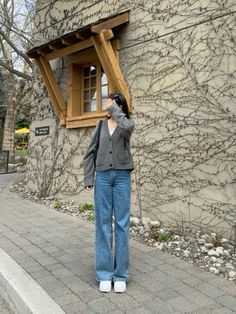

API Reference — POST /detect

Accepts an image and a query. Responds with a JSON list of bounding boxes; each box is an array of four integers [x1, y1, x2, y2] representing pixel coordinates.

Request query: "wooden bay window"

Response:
[[26, 11, 131, 128]]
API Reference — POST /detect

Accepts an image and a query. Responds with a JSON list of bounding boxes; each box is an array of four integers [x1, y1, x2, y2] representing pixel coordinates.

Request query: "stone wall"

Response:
[[25, 0, 236, 238]]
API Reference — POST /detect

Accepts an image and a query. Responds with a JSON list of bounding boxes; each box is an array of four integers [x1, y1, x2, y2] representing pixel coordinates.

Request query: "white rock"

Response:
[[154, 242, 160, 247], [130, 217, 140, 226], [225, 263, 234, 270], [229, 271, 236, 278], [157, 243, 164, 250], [150, 220, 161, 227], [198, 239, 206, 245], [201, 246, 209, 254], [210, 267, 217, 273], [215, 263, 221, 268], [211, 257, 217, 262], [144, 223, 151, 231], [217, 258, 224, 264], [220, 238, 229, 244], [184, 250, 190, 257], [174, 235, 180, 240], [205, 243, 214, 249], [216, 247, 224, 255], [210, 232, 216, 239], [142, 217, 151, 226], [173, 241, 180, 245], [223, 250, 230, 256], [207, 249, 220, 257]]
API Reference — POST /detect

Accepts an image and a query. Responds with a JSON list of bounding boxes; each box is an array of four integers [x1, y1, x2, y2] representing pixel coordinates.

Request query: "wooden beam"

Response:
[[35, 58, 61, 118], [45, 38, 93, 61], [91, 35, 118, 92], [75, 33, 85, 40], [67, 63, 81, 119], [91, 12, 129, 33], [66, 112, 107, 128], [40, 56, 67, 112], [94, 31, 131, 109], [45, 30, 114, 61], [61, 38, 77, 46]]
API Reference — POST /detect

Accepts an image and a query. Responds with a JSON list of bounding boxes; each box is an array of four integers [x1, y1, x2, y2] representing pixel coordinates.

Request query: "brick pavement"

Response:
[[0, 175, 235, 313]]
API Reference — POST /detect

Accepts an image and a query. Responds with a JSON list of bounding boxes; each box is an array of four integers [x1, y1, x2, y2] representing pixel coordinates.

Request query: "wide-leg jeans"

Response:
[[94, 169, 131, 282]]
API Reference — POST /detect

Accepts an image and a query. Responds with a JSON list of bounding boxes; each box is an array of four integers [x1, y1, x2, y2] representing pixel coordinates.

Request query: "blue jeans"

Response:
[[94, 169, 131, 282]]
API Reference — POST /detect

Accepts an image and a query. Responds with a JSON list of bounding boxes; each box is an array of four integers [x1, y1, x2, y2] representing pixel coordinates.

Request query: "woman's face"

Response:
[[106, 97, 114, 108], [106, 97, 122, 111]]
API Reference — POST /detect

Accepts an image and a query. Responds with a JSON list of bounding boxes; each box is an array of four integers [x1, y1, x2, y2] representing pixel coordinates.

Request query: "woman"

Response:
[[83, 92, 135, 293]]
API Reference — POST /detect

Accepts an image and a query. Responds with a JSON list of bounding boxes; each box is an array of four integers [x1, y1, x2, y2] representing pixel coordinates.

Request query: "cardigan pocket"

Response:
[[118, 150, 130, 164], [96, 152, 106, 166]]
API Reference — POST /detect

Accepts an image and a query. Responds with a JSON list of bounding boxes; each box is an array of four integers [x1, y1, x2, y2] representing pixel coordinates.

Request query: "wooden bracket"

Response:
[[92, 30, 131, 109], [36, 57, 67, 124]]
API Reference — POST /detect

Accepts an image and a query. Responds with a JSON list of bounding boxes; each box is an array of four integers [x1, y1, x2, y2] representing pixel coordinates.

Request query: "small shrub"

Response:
[[159, 232, 173, 242], [79, 203, 94, 212], [88, 211, 95, 222], [54, 199, 62, 209]]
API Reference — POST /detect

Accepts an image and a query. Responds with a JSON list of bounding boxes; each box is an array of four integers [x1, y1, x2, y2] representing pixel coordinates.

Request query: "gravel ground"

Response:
[[10, 181, 236, 284]]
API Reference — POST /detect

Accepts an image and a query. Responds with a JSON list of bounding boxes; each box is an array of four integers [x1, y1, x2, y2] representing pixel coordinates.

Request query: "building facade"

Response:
[[25, 0, 236, 238]]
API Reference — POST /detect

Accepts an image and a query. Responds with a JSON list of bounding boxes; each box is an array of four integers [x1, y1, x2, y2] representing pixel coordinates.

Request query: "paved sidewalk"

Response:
[[0, 176, 235, 313]]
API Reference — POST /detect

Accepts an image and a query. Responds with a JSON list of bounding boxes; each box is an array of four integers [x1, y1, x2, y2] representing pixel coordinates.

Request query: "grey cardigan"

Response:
[[83, 103, 135, 187]]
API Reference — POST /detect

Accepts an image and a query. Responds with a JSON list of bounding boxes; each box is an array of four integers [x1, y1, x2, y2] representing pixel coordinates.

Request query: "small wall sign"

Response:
[[35, 126, 50, 136]]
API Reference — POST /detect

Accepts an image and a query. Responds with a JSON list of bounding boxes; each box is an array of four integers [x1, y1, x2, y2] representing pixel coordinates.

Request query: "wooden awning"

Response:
[[27, 11, 129, 60], [26, 11, 131, 127]]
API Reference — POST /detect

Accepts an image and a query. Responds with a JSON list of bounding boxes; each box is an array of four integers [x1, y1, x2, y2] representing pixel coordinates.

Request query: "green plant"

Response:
[[54, 199, 62, 209], [159, 232, 173, 242], [88, 211, 95, 222], [79, 203, 94, 212]]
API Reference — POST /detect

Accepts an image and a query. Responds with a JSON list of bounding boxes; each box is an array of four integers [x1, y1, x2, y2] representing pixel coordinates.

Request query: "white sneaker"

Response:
[[99, 280, 112, 292], [114, 281, 126, 293]]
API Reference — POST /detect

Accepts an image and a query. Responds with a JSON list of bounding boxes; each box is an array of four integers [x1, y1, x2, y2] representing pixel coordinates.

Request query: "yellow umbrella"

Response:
[[15, 127, 30, 134]]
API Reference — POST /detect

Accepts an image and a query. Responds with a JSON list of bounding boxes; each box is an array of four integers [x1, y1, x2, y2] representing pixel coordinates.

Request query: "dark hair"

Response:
[[108, 92, 130, 119]]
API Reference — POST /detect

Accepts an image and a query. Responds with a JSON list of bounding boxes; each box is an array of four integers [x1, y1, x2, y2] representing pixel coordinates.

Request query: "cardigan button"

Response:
[[110, 164, 112, 167], [110, 151, 112, 154]]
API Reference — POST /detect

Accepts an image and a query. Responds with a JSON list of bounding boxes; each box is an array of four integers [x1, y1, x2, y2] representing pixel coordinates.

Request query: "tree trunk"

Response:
[[2, 96, 17, 163]]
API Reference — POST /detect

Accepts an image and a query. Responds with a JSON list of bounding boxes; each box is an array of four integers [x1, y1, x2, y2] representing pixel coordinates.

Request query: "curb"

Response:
[[0, 248, 65, 314]]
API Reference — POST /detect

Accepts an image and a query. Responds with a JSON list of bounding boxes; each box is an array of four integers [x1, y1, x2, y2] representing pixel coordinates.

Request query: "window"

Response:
[[81, 64, 109, 114], [66, 43, 119, 128]]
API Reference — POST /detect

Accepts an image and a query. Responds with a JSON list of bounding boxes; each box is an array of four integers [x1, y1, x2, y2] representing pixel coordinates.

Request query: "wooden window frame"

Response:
[[66, 40, 119, 128]]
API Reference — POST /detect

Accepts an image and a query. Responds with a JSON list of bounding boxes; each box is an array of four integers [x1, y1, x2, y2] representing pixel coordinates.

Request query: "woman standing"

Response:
[[83, 92, 135, 293]]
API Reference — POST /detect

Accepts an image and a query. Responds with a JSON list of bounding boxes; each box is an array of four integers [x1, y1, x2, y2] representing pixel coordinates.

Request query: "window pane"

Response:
[[101, 85, 108, 98], [90, 88, 97, 101], [83, 101, 90, 112], [84, 78, 89, 89], [84, 65, 96, 77], [101, 73, 107, 85], [101, 97, 107, 110], [91, 76, 96, 88], [83, 100, 97, 112], [83, 89, 90, 101], [90, 100, 96, 112]]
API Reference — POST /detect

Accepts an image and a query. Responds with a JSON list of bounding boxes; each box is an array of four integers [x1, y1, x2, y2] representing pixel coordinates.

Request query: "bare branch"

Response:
[[0, 30, 33, 68], [0, 59, 32, 80]]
